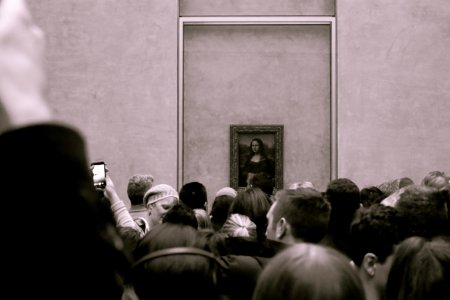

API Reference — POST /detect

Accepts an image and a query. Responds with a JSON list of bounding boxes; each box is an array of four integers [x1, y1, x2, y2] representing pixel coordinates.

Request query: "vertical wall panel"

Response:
[[337, 0, 450, 187], [183, 24, 332, 200]]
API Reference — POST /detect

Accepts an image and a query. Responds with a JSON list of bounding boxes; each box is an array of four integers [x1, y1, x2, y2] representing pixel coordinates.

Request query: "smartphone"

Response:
[[91, 161, 106, 189]]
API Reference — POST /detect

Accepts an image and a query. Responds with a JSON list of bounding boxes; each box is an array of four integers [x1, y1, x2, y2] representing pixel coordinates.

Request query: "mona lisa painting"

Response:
[[230, 125, 283, 191]]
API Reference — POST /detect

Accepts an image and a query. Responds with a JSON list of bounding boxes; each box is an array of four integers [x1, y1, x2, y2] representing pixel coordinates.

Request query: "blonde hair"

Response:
[[221, 213, 257, 239], [193, 209, 213, 232]]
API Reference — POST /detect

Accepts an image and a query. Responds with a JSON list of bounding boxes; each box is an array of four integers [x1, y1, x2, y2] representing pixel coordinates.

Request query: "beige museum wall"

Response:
[[27, 0, 450, 204], [28, 0, 179, 205], [337, 0, 450, 188]]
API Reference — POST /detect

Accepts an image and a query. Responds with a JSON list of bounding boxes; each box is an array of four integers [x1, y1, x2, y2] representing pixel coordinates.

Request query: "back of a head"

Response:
[[326, 178, 361, 210], [162, 203, 198, 229], [194, 208, 214, 232], [252, 243, 365, 300], [289, 181, 316, 190], [272, 188, 331, 243], [179, 181, 208, 209], [210, 195, 234, 231], [230, 187, 272, 241], [395, 184, 449, 238], [249, 172, 274, 196], [399, 177, 414, 189], [127, 174, 154, 206], [360, 186, 386, 208], [386, 236, 450, 300], [349, 204, 406, 267], [422, 170, 450, 191], [130, 223, 217, 300], [325, 178, 361, 236], [221, 213, 257, 239]]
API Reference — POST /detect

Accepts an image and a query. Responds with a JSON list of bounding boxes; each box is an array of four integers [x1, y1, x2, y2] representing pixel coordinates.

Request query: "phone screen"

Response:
[[91, 162, 106, 188]]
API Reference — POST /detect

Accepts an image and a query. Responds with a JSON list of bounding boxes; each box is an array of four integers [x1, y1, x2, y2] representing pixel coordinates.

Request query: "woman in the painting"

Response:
[[240, 138, 275, 188]]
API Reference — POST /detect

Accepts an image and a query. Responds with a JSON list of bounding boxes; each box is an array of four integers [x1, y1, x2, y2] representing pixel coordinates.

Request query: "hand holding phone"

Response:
[[91, 161, 106, 189]]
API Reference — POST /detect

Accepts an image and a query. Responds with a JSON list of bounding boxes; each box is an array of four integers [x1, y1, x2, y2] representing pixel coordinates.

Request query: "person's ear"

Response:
[[349, 260, 358, 270], [275, 217, 287, 240], [362, 253, 378, 277]]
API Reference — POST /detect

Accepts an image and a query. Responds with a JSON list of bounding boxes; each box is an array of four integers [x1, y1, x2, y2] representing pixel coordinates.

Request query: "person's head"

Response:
[[249, 172, 274, 197], [143, 184, 179, 227], [289, 181, 316, 190], [266, 188, 331, 243], [386, 236, 450, 300], [210, 194, 234, 232], [162, 203, 198, 229], [252, 243, 365, 300], [249, 138, 266, 156], [221, 213, 257, 239], [399, 177, 415, 189], [421, 170, 450, 191], [378, 177, 414, 196], [394, 184, 449, 238], [179, 181, 208, 210], [349, 204, 407, 300], [325, 178, 361, 239], [130, 223, 218, 300], [127, 174, 154, 206], [229, 187, 272, 241], [360, 186, 386, 208], [194, 208, 214, 233]]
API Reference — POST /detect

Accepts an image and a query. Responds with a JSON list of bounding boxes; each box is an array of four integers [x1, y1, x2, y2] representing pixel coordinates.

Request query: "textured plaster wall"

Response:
[[180, 0, 334, 16], [337, 0, 450, 188], [28, 0, 179, 205]]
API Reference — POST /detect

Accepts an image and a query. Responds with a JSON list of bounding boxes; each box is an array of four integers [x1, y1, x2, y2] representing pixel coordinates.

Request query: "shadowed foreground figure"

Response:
[[127, 223, 219, 300], [0, 0, 130, 299], [386, 235, 450, 300]]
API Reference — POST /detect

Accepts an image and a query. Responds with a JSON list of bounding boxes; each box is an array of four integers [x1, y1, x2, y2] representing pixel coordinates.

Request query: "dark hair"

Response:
[[179, 181, 208, 209], [162, 203, 198, 229], [360, 186, 386, 208], [230, 187, 272, 241], [325, 178, 361, 234], [348, 204, 406, 266], [249, 172, 274, 196], [130, 223, 218, 300], [399, 177, 414, 189], [210, 195, 234, 231], [253, 243, 365, 300], [324, 178, 361, 255], [395, 185, 449, 238], [386, 236, 450, 300], [271, 188, 331, 243], [248, 138, 267, 157]]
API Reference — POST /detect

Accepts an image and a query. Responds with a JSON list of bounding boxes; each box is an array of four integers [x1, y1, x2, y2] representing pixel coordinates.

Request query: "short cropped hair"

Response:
[[271, 188, 331, 243], [253, 243, 365, 300], [395, 184, 449, 238], [349, 204, 406, 266], [127, 174, 154, 206]]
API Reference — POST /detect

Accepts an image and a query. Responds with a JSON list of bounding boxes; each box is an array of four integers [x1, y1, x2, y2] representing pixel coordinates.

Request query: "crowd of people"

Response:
[[1, 0, 450, 299]]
